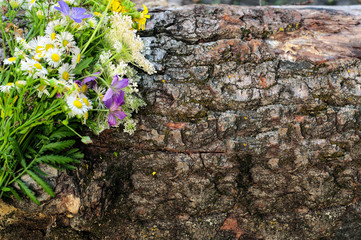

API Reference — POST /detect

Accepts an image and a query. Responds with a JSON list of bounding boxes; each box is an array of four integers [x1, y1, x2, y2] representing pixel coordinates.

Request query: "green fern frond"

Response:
[[66, 148, 84, 159], [15, 179, 40, 205], [49, 128, 76, 140], [41, 140, 76, 153], [35, 155, 78, 165], [26, 170, 54, 197]]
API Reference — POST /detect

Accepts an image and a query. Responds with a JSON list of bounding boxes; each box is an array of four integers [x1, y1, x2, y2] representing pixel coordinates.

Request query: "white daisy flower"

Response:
[[0, 83, 15, 93], [80, 93, 92, 109], [20, 58, 48, 78], [16, 37, 30, 50], [71, 47, 83, 68], [26, 0, 37, 9], [56, 31, 76, 51], [4, 57, 17, 65], [66, 93, 90, 117], [28, 36, 47, 55], [15, 80, 27, 87], [45, 48, 63, 68], [14, 47, 26, 58], [45, 19, 66, 41], [58, 63, 74, 82], [36, 84, 50, 98]]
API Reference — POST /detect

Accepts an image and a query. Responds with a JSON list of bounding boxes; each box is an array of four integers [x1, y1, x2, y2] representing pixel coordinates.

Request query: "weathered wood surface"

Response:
[[2, 4, 361, 239]]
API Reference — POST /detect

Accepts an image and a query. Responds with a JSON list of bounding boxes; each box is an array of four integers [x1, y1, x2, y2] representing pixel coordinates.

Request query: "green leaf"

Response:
[[27, 170, 54, 197], [1, 187, 22, 201], [49, 129, 76, 140], [73, 57, 93, 74], [15, 179, 40, 205], [35, 155, 76, 165], [41, 140, 76, 153], [10, 138, 26, 168]]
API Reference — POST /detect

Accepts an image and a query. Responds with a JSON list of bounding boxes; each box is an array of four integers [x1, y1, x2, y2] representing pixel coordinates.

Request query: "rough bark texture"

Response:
[[2, 4, 361, 240]]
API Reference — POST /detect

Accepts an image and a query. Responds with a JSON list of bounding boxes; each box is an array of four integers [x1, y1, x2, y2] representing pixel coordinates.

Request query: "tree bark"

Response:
[[2, 4, 361, 239]]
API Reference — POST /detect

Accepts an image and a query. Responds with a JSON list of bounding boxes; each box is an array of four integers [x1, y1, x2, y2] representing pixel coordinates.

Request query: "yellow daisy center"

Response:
[[76, 54, 81, 63], [6, 83, 13, 86], [83, 97, 90, 107], [63, 40, 69, 47], [62, 71, 69, 81], [81, 84, 87, 93], [51, 33, 56, 41], [36, 46, 43, 53], [51, 53, 60, 62], [34, 63, 42, 69], [45, 44, 54, 51], [73, 100, 83, 108], [38, 85, 45, 91], [31, 0, 35, 3], [94, 12, 101, 17], [8, 57, 16, 62]]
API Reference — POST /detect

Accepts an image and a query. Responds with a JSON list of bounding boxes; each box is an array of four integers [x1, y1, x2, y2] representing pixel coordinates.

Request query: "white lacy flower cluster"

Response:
[[104, 13, 155, 75]]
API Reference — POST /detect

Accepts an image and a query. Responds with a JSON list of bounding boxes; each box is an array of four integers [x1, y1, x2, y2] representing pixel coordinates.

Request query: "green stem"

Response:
[[80, 0, 111, 55]]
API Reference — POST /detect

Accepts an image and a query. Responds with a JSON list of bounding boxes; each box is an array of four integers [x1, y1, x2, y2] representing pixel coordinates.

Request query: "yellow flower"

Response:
[[109, 0, 126, 13], [135, 5, 150, 30]]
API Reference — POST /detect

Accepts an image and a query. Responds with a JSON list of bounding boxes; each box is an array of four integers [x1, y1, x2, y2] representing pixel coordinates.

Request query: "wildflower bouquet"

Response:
[[0, 0, 154, 204]]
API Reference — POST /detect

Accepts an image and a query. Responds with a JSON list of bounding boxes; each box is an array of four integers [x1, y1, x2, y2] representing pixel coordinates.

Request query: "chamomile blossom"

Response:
[[45, 19, 66, 41], [36, 84, 50, 98], [15, 80, 27, 87], [71, 47, 82, 68], [24, 0, 36, 9], [56, 31, 76, 51], [20, 58, 48, 78], [0, 83, 15, 93], [16, 37, 30, 50], [14, 47, 26, 58], [58, 63, 74, 82], [28, 36, 47, 55], [66, 93, 90, 117], [45, 48, 63, 68], [4, 57, 17, 65]]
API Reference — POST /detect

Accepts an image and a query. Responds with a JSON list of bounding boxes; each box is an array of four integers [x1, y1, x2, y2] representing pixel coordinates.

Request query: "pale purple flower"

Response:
[[54, 1, 92, 23], [108, 94, 127, 127], [103, 75, 129, 108]]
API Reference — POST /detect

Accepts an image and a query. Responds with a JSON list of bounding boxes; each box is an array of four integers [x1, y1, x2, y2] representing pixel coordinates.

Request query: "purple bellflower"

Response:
[[54, 1, 92, 23], [108, 94, 127, 127], [103, 75, 129, 108]]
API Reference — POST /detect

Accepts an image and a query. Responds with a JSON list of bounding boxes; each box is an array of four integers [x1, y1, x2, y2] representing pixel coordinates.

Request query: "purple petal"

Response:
[[108, 113, 117, 127], [113, 78, 129, 91], [113, 110, 127, 120], [111, 75, 119, 87], [70, 8, 91, 22], [113, 91, 125, 106], [56, 1, 70, 15], [70, 7, 87, 15], [74, 80, 82, 86], [103, 88, 114, 103], [83, 72, 100, 83], [104, 98, 112, 109]]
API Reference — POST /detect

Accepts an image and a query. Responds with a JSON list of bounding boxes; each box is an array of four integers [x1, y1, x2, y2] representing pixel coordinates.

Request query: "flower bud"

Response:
[[9, 0, 20, 9], [36, 10, 44, 20]]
